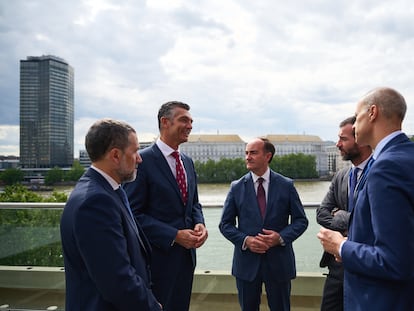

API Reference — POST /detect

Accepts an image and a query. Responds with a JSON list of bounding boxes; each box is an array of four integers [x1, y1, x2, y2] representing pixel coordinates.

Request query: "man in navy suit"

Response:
[[316, 116, 372, 311], [125, 101, 208, 311], [318, 87, 414, 310], [60, 119, 161, 310], [219, 137, 308, 311]]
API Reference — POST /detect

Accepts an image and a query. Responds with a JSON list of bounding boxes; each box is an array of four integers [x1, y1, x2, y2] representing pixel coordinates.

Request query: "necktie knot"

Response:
[[172, 151, 180, 160]]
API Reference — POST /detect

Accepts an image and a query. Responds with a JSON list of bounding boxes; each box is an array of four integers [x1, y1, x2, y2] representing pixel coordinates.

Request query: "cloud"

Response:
[[1, 0, 414, 157]]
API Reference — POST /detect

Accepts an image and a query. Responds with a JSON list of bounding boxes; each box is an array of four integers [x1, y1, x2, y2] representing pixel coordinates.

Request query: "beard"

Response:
[[119, 168, 137, 184]]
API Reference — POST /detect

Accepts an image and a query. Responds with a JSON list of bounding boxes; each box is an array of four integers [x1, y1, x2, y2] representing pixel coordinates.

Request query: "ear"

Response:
[[160, 116, 170, 128], [368, 104, 378, 121], [265, 152, 272, 163], [109, 147, 122, 164]]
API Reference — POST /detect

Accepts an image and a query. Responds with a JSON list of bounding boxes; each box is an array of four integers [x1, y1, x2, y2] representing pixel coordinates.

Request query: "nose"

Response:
[[336, 140, 341, 148]]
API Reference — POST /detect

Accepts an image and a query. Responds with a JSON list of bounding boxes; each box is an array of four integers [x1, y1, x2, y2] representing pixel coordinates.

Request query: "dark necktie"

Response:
[[257, 177, 266, 218], [116, 186, 148, 254], [116, 186, 135, 221], [172, 151, 188, 204], [348, 167, 360, 211]]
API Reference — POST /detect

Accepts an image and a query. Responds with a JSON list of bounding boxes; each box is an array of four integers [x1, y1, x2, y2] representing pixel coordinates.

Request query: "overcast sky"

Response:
[[1, 0, 414, 157]]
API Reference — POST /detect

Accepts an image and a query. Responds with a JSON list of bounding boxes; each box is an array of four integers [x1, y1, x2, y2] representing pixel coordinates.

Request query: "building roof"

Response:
[[265, 134, 322, 142], [187, 134, 245, 143]]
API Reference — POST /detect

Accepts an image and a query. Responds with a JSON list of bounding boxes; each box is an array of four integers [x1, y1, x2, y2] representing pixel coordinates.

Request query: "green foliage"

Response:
[[65, 160, 85, 181], [271, 153, 318, 179], [0, 184, 66, 266], [0, 208, 63, 266], [0, 168, 24, 185], [195, 158, 247, 183], [0, 184, 67, 203], [194, 154, 318, 183], [44, 166, 64, 185], [0, 184, 44, 202]]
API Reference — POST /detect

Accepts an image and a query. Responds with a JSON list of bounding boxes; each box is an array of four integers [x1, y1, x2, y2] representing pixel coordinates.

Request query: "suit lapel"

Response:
[[88, 168, 151, 258], [152, 144, 183, 201], [116, 188, 151, 257], [244, 174, 263, 220]]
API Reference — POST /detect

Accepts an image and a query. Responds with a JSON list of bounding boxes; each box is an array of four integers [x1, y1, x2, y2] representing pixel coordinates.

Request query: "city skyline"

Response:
[[1, 1, 414, 157]]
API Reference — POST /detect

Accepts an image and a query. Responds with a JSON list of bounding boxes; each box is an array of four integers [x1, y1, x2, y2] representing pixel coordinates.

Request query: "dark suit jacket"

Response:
[[219, 170, 308, 282], [124, 144, 205, 278], [317, 166, 350, 268], [342, 133, 414, 310], [60, 168, 160, 311]]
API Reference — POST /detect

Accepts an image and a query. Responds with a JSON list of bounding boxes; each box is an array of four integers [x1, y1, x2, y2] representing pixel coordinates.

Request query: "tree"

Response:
[[44, 167, 64, 185], [0, 168, 24, 185], [65, 160, 85, 181]]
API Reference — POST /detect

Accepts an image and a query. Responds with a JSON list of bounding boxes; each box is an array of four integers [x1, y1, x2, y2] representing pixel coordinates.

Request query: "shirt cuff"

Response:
[[242, 236, 248, 250], [339, 239, 346, 257]]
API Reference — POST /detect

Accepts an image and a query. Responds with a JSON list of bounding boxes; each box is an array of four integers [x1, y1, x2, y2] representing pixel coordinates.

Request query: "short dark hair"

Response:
[[339, 116, 356, 128], [260, 137, 275, 163], [157, 101, 190, 130], [85, 118, 136, 162]]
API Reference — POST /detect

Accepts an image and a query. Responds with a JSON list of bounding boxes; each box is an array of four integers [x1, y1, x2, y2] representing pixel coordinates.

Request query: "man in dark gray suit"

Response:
[[316, 116, 372, 311]]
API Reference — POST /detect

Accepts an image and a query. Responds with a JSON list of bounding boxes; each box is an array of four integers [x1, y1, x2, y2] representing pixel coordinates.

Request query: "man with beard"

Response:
[[318, 87, 414, 310], [316, 116, 372, 311], [60, 118, 161, 311]]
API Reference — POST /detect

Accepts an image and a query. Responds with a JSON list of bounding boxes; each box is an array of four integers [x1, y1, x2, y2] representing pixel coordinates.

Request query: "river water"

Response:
[[54, 181, 330, 273], [196, 181, 330, 273]]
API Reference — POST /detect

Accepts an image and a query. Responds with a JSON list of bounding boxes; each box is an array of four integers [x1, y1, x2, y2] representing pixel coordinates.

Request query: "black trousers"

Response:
[[320, 264, 344, 311]]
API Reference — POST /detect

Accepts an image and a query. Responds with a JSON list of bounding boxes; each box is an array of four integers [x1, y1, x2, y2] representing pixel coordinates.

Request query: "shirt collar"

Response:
[[251, 167, 270, 183], [372, 130, 402, 160], [156, 138, 178, 157], [90, 165, 120, 190], [353, 155, 373, 171]]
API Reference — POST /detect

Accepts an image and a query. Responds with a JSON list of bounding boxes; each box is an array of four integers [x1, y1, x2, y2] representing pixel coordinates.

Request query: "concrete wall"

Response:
[[0, 266, 324, 310]]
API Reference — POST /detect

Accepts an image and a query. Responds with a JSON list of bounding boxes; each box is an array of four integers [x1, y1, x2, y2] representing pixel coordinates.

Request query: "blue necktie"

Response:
[[116, 186, 135, 222], [348, 167, 359, 211], [116, 186, 148, 254]]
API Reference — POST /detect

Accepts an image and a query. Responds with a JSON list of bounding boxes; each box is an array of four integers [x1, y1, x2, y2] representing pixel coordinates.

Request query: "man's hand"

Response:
[[257, 229, 281, 247], [245, 236, 269, 253], [317, 227, 346, 262], [193, 223, 208, 248], [174, 224, 208, 249]]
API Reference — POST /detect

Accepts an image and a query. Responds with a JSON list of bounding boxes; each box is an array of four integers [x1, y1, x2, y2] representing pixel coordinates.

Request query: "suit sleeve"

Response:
[[317, 170, 348, 230], [219, 182, 247, 249], [342, 158, 414, 280], [278, 182, 308, 244]]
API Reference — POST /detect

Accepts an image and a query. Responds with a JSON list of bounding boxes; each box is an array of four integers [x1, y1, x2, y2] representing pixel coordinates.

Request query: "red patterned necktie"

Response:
[[172, 151, 188, 204], [257, 177, 266, 218]]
